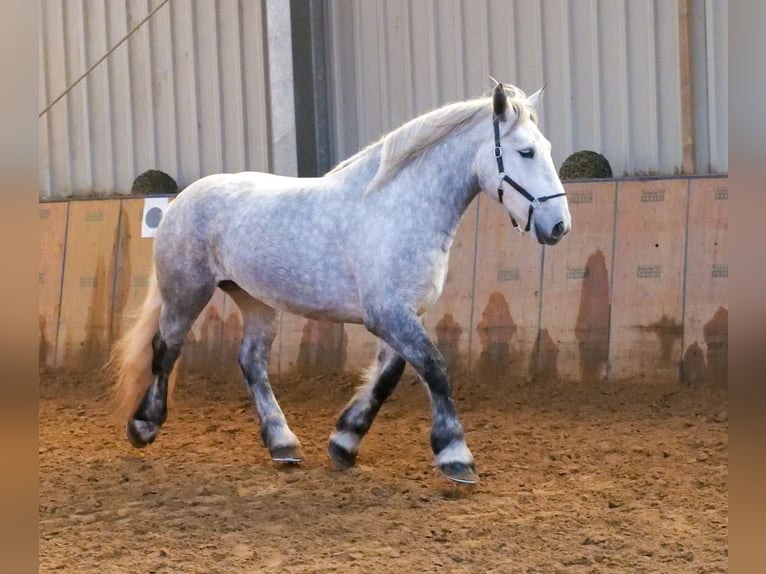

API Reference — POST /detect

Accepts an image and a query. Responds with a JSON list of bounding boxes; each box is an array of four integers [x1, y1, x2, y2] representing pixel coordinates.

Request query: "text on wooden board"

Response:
[[711, 264, 728, 278], [636, 265, 661, 278], [640, 189, 665, 202], [85, 211, 103, 222], [569, 191, 593, 204], [497, 268, 520, 281]]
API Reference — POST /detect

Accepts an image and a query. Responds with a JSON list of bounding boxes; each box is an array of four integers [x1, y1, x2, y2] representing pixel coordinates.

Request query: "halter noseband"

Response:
[[492, 116, 566, 235]]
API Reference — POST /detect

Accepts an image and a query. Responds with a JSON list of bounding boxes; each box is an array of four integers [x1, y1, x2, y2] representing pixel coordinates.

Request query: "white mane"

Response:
[[327, 84, 538, 193]]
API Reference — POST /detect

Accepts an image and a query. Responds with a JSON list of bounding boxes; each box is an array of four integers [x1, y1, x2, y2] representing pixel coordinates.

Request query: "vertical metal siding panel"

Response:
[[39, 18, 52, 198], [171, 0, 201, 186], [356, 1, 384, 144], [540, 0, 572, 165], [434, 0, 463, 103], [150, 0, 178, 179], [106, 1, 135, 194], [213, 1, 228, 172], [236, 0, 251, 171], [596, 0, 629, 176], [327, 1, 359, 163], [407, 0, 437, 116], [194, 1, 223, 176], [568, 0, 601, 154], [707, 0, 727, 173], [85, 0, 114, 194], [624, 0, 658, 174], [689, 0, 709, 172], [459, 0, 488, 97], [264, 0, 297, 176], [383, 0, 412, 128], [512, 0, 543, 95], [218, 0, 246, 173], [45, 0, 72, 197], [486, 0, 516, 82], [351, 2, 368, 148], [375, 0, 391, 131], [656, 0, 683, 174], [127, 0, 157, 177], [241, 0, 270, 172], [64, 0, 93, 195]]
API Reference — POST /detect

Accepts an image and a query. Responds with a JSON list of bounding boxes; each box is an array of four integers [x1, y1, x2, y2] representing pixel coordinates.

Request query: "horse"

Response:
[[111, 82, 571, 484]]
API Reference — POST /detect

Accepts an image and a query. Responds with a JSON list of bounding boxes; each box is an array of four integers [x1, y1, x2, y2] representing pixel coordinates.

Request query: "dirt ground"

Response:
[[39, 369, 727, 573]]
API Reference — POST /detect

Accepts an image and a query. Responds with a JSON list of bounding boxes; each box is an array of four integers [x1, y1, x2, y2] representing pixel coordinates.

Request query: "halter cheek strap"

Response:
[[493, 116, 567, 235]]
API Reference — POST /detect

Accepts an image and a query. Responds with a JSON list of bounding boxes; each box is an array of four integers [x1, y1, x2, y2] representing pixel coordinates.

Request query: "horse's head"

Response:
[[475, 83, 571, 245]]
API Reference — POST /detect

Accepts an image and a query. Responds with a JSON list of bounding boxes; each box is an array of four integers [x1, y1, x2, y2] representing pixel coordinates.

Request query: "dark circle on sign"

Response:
[[145, 207, 164, 229]]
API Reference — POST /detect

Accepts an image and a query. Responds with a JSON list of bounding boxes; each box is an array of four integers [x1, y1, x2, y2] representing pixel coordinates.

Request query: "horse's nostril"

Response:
[[552, 221, 565, 239]]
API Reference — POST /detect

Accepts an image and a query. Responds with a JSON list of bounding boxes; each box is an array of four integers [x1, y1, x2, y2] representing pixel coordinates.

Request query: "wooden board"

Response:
[[680, 178, 728, 385], [609, 179, 688, 380], [342, 323, 379, 374], [110, 198, 155, 343], [470, 195, 544, 382], [219, 294, 246, 379], [179, 290, 226, 374], [56, 201, 121, 368], [277, 313, 348, 376], [422, 201, 479, 379], [38, 202, 69, 368], [539, 182, 617, 381]]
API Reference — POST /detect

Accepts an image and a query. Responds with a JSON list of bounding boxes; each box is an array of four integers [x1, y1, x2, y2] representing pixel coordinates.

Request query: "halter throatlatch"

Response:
[[492, 116, 567, 235]]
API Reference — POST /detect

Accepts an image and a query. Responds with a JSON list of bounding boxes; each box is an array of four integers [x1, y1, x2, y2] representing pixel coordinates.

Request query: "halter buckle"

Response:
[[494, 146, 503, 159]]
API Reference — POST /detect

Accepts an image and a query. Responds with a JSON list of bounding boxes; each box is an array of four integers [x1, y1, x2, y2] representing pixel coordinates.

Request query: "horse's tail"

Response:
[[109, 268, 177, 421]]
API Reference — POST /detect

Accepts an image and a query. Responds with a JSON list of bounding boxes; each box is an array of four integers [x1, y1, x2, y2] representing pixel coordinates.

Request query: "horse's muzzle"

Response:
[[535, 220, 570, 245]]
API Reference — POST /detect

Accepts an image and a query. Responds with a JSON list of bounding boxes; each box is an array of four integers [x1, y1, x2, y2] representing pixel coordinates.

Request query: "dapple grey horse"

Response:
[[112, 82, 571, 484]]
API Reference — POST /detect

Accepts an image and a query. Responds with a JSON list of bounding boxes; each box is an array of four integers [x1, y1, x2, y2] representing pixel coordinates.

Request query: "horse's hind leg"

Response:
[[227, 287, 303, 462], [126, 282, 215, 447], [328, 341, 405, 468]]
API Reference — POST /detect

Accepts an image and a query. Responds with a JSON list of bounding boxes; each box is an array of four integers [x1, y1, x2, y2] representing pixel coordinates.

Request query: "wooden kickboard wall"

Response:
[[39, 177, 727, 383]]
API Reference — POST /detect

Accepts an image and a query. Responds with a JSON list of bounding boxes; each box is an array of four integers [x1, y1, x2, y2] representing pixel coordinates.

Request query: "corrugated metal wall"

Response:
[[326, 0, 727, 177], [39, 0, 272, 199], [690, 0, 727, 173], [39, 0, 727, 199]]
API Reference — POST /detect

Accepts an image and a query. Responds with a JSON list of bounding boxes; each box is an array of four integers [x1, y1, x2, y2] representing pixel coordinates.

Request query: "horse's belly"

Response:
[[229, 263, 364, 324]]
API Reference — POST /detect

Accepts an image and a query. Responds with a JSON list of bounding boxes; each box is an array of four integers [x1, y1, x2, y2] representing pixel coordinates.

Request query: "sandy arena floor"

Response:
[[39, 369, 727, 573]]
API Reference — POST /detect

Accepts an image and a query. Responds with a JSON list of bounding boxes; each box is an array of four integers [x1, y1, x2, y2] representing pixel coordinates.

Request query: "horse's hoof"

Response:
[[270, 445, 304, 463], [327, 440, 357, 469], [126, 419, 159, 448], [439, 462, 480, 484]]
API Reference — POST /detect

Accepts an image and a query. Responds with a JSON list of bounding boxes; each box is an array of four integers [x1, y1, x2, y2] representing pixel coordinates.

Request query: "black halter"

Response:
[[493, 116, 567, 235]]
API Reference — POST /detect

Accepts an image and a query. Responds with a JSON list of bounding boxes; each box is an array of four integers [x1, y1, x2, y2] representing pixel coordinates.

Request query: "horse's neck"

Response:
[[327, 126, 483, 237], [395, 132, 482, 235]]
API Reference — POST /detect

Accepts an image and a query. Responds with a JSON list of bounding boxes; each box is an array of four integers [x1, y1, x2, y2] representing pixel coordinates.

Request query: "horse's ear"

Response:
[[526, 84, 545, 108], [493, 83, 507, 118]]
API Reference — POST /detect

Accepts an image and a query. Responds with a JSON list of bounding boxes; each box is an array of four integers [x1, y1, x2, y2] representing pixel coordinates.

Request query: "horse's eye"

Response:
[[519, 149, 535, 159]]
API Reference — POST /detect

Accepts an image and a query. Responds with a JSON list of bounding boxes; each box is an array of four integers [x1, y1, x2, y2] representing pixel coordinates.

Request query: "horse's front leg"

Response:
[[234, 296, 304, 463], [363, 306, 478, 484]]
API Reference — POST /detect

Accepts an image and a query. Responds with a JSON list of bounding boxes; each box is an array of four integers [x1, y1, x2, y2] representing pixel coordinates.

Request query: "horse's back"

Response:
[[154, 171, 365, 322]]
